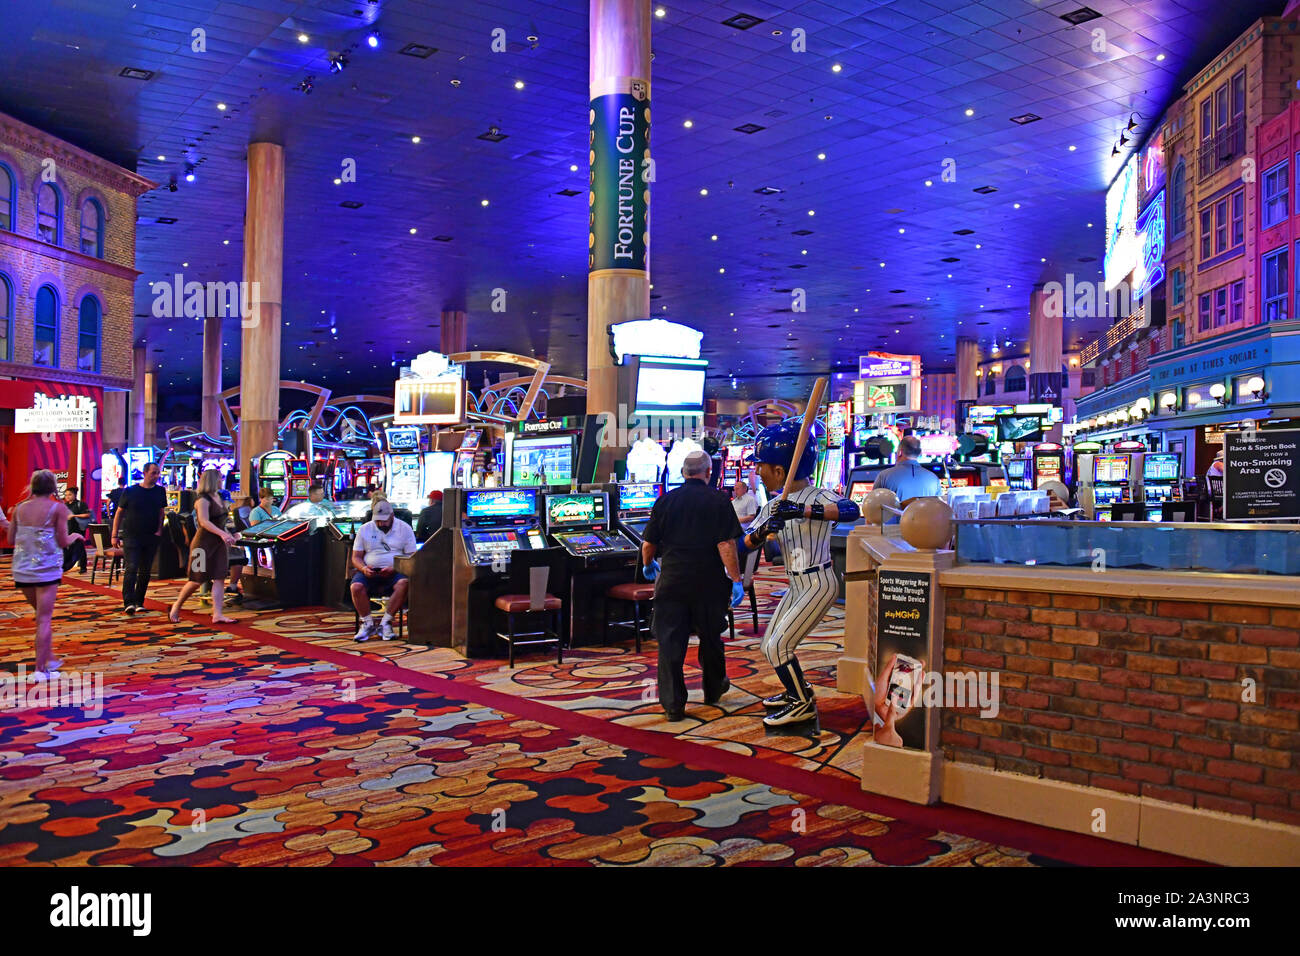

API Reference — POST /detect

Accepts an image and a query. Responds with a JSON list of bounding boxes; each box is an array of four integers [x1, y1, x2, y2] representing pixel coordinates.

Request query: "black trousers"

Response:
[[652, 590, 729, 713], [62, 539, 87, 572], [121, 535, 160, 608]]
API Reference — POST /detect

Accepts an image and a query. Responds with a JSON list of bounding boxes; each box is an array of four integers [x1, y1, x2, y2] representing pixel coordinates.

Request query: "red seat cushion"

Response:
[[495, 593, 561, 613], [607, 582, 655, 602]]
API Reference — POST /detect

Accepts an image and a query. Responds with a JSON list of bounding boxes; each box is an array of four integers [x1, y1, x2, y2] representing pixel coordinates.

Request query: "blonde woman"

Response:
[[169, 468, 238, 624], [8, 470, 83, 677]]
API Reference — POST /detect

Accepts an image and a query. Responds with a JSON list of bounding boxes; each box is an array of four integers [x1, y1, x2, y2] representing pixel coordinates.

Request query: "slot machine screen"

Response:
[[385, 426, 421, 452], [1005, 459, 1027, 481], [618, 483, 661, 512], [562, 533, 603, 548], [1143, 454, 1179, 482], [466, 489, 537, 520], [259, 457, 286, 478], [848, 480, 874, 504], [511, 435, 574, 487], [1034, 454, 1063, 484], [545, 493, 605, 531], [1094, 455, 1130, 483]]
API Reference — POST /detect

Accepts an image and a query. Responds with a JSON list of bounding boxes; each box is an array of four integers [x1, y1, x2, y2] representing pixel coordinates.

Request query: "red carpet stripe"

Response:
[[63, 576, 1203, 867]]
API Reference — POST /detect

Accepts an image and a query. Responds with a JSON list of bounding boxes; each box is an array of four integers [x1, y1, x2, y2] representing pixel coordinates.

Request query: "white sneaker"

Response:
[[379, 616, 396, 641], [354, 617, 377, 642]]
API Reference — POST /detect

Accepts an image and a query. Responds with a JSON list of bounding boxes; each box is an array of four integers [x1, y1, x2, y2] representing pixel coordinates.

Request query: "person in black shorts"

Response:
[[350, 501, 417, 641]]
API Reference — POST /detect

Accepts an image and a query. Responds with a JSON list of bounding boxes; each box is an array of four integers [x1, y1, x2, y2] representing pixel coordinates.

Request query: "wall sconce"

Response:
[[1117, 408, 1130, 422], [1069, 357, 1080, 367], [1246, 375, 1269, 401], [1187, 391, 1202, 406], [1135, 396, 1152, 414], [1159, 391, 1178, 409], [1130, 403, 1145, 419], [1209, 382, 1227, 405]]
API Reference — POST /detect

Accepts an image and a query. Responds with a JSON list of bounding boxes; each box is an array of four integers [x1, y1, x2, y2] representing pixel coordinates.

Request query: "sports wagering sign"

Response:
[[589, 88, 650, 273], [1223, 428, 1300, 521]]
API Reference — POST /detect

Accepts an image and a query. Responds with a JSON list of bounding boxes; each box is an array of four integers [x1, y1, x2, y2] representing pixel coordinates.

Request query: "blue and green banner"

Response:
[[589, 92, 649, 273]]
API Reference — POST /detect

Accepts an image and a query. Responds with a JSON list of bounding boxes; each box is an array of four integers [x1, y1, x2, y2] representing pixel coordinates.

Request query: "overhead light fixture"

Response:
[[1010, 112, 1041, 125], [1111, 145, 1120, 157], [832, 63, 842, 73], [1060, 7, 1102, 25], [514, 79, 525, 89], [411, 135, 421, 144], [297, 32, 310, 43], [1126, 112, 1140, 132], [367, 32, 380, 49], [1160, 392, 1178, 409], [1156, 53, 1166, 61], [328, 53, 348, 73], [964, 108, 975, 117], [655, 7, 666, 17], [184, 164, 196, 183], [119, 67, 155, 80], [721, 13, 765, 30], [216, 102, 227, 110], [478, 127, 508, 142]]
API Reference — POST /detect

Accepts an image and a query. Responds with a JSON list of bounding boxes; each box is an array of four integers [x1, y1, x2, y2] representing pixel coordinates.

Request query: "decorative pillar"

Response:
[[587, 0, 651, 423], [1029, 286, 1063, 403], [202, 314, 223, 436], [440, 309, 467, 356], [144, 370, 157, 447], [238, 142, 285, 495], [955, 337, 979, 402], [130, 345, 147, 446]]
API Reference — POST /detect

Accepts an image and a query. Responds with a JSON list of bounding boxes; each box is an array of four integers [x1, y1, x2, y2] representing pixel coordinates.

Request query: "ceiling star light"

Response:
[[683, 119, 693, 128], [832, 63, 842, 73], [514, 80, 525, 89], [965, 108, 974, 117], [297, 33, 309, 43]]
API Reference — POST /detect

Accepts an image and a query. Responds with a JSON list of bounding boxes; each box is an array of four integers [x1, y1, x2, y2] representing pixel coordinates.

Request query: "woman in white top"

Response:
[[8, 470, 83, 677]]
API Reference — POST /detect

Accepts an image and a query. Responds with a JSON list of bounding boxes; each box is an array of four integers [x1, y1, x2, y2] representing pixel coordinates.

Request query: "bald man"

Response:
[[641, 449, 744, 721]]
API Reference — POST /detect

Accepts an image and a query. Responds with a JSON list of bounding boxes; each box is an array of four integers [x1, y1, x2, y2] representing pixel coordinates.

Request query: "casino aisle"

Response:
[[0, 556, 1193, 867]]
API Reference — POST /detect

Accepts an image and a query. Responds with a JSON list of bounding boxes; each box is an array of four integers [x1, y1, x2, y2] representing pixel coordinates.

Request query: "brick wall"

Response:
[[0, 111, 152, 384], [941, 586, 1300, 827]]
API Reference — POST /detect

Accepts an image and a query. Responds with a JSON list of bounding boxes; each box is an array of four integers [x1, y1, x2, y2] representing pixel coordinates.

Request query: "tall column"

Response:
[[130, 345, 146, 446], [144, 370, 157, 446], [202, 314, 223, 436], [1028, 286, 1063, 403], [440, 309, 467, 355], [587, 0, 651, 421], [956, 337, 979, 402], [238, 142, 285, 495]]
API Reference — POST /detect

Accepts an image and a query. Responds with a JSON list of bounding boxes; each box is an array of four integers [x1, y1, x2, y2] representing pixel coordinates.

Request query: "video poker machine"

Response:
[[1032, 443, 1065, 489], [609, 481, 661, 545], [404, 487, 552, 654], [1004, 455, 1032, 491], [544, 490, 640, 646], [236, 517, 322, 610], [1141, 452, 1182, 521], [1078, 450, 1145, 520]]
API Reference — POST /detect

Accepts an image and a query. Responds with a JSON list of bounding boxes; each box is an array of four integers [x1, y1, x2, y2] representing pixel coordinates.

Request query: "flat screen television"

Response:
[[996, 415, 1044, 443], [635, 363, 706, 413], [511, 434, 574, 486], [465, 488, 537, 520]]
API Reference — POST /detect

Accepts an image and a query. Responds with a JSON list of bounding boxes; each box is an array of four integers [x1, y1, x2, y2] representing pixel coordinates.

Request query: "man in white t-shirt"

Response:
[[731, 478, 759, 525], [351, 501, 417, 641]]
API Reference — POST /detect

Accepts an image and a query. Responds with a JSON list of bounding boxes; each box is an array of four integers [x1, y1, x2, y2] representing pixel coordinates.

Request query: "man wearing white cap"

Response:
[[351, 499, 417, 641]]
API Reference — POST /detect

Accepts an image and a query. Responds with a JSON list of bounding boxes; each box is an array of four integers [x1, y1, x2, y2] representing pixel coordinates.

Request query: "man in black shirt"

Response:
[[61, 486, 91, 572], [641, 450, 744, 721], [415, 490, 443, 543], [111, 462, 167, 614]]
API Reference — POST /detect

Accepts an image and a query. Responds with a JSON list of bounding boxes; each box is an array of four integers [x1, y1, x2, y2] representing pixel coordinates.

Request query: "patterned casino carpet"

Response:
[[0, 557, 1189, 867]]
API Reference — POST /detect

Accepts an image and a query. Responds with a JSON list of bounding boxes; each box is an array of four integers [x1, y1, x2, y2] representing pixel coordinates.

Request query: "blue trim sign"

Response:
[[1150, 338, 1271, 390]]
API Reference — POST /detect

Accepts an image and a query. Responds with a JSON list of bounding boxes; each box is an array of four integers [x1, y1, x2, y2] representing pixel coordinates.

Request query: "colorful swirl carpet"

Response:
[[0, 558, 1189, 866]]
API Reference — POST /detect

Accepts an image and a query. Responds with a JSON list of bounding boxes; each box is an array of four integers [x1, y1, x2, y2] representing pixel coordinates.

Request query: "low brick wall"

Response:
[[940, 586, 1300, 828]]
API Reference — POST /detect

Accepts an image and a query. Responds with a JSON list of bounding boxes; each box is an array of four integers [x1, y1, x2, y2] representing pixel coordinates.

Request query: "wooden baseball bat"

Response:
[[779, 376, 827, 502]]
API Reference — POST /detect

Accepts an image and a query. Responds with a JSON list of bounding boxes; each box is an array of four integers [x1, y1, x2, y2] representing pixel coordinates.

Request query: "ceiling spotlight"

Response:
[[328, 53, 348, 73], [411, 135, 421, 144], [222, 239, 229, 245], [684, 119, 693, 128], [514, 79, 525, 89], [1119, 132, 1129, 147], [184, 164, 195, 182], [817, 152, 826, 160], [655, 6, 666, 17], [832, 63, 842, 73], [965, 108, 974, 117], [450, 78, 461, 87], [297, 32, 309, 43], [156, 154, 166, 161], [1126, 112, 1140, 132], [333, 178, 341, 185], [570, 164, 578, 171], [480, 199, 489, 206], [216, 102, 227, 110], [1111, 145, 1120, 157], [367, 32, 380, 49], [1156, 53, 1166, 61], [1068, 145, 1077, 151]]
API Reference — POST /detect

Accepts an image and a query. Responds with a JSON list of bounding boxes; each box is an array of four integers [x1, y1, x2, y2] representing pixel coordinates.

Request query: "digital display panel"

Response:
[[1094, 454, 1131, 483], [919, 434, 959, 458], [546, 493, 605, 530], [466, 489, 537, 519], [1144, 453, 1180, 482], [561, 533, 604, 547], [511, 435, 574, 486], [996, 415, 1044, 443], [394, 378, 463, 425], [635, 364, 706, 410], [1005, 459, 1027, 479], [849, 481, 874, 504], [259, 457, 286, 477], [618, 482, 661, 512], [385, 426, 421, 452]]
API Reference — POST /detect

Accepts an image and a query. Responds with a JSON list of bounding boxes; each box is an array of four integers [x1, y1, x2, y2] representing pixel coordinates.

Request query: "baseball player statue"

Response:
[[741, 419, 860, 728]]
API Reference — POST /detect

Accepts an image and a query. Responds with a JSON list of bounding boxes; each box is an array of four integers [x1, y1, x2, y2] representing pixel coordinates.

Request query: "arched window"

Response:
[[36, 183, 61, 244], [78, 295, 100, 372], [0, 272, 11, 361], [1004, 365, 1028, 392], [0, 163, 14, 232], [1171, 161, 1186, 237], [34, 285, 58, 366], [80, 198, 103, 257], [984, 372, 997, 396]]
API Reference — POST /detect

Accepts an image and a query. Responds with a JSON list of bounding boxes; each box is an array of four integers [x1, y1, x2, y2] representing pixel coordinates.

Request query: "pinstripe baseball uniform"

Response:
[[749, 484, 841, 667]]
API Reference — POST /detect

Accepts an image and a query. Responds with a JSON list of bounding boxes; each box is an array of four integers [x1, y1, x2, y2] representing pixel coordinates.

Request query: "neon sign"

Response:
[[1134, 188, 1166, 299]]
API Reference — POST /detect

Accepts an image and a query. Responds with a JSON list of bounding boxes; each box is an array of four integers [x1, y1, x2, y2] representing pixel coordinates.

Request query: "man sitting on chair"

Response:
[[351, 500, 417, 642]]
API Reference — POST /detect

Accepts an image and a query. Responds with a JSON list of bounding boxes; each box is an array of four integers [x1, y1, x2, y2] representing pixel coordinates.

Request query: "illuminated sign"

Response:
[[1133, 188, 1166, 299], [1104, 155, 1139, 290], [609, 319, 703, 363], [1141, 129, 1165, 203], [859, 352, 920, 379], [827, 401, 849, 447], [395, 350, 464, 425], [15, 393, 97, 433]]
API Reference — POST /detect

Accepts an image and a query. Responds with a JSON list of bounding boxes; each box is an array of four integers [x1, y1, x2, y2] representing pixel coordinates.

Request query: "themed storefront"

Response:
[[0, 378, 105, 517]]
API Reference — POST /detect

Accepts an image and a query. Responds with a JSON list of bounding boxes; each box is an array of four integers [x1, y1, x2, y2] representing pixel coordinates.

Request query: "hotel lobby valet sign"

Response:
[[1224, 429, 1300, 520], [589, 82, 649, 273]]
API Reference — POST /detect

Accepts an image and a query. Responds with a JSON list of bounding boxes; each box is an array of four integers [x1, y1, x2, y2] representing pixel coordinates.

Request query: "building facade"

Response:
[[0, 110, 154, 510]]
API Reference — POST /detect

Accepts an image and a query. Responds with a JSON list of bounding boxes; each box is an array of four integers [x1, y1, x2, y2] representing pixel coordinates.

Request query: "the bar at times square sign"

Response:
[[15, 393, 97, 433]]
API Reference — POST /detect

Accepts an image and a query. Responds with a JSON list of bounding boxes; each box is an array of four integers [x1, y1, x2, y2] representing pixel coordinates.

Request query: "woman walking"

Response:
[[7, 470, 83, 678], [169, 468, 238, 624]]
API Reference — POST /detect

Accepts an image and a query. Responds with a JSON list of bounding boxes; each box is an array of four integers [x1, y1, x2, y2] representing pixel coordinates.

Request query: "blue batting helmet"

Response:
[[747, 418, 823, 481]]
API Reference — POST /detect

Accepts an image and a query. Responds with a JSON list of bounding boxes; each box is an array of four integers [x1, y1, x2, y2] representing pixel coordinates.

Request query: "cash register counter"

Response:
[[841, 519, 1300, 867]]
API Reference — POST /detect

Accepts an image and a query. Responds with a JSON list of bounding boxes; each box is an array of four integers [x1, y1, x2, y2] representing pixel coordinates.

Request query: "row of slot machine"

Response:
[[1001, 442, 1189, 522], [405, 481, 666, 655]]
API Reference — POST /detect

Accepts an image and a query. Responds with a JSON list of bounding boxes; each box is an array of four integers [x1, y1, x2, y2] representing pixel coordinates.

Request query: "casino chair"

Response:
[[494, 548, 567, 667], [726, 547, 763, 639], [87, 524, 123, 587], [603, 564, 656, 653]]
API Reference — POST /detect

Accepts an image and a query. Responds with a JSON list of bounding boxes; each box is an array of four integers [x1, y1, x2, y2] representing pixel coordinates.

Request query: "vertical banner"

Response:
[[1029, 371, 1063, 404], [873, 569, 933, 750], [589, 89, 650, 273]]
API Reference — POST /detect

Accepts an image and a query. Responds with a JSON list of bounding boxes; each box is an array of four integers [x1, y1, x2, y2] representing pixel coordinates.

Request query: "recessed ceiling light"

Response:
[[817, 152, 826, 160], [1013, 203, 1021, 209], [700, 188, 708, 195], [216, 102, 227, 110], [570, 164, 578, 171], [411, 135, 421, 143], [514, 80, 525, 90], [222, 239, 229, 245], [710, 234, 718, 240], [831, 63, 842, 73], [807, 209, 815, 216], [297, 33, 309, 43], [925, 179, 933, 186], [409, 228, 417, 234], [898, 227, 905, 233], [655, 7, 666, 17], [156, 155, 165, 161], [684, 119, 693, 128], [965, 108, 974, 117], [1156, 53, 1166, 62], [333, 178, 341, 185], [481, 199, 489, 206]]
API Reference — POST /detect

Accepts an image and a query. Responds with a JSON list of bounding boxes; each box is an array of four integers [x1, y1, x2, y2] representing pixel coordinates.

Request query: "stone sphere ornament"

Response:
[[862, 487, 899, 525], [900, 497, 954, 551]]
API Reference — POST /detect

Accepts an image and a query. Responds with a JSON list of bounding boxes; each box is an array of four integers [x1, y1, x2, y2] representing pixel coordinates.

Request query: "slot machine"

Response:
[[252, 450, 294, 505], [382, 425, 425, 511], [1079, 451, 1145, 520], [1031, 443, 1065, 490], [283, 458, 311, 507], [1141, 452, 1182, 521], [610, 481, 662, 545], [1004, 455, 1032, 491], [542, 491, 639, 647], [235, 517, 322, 609]]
